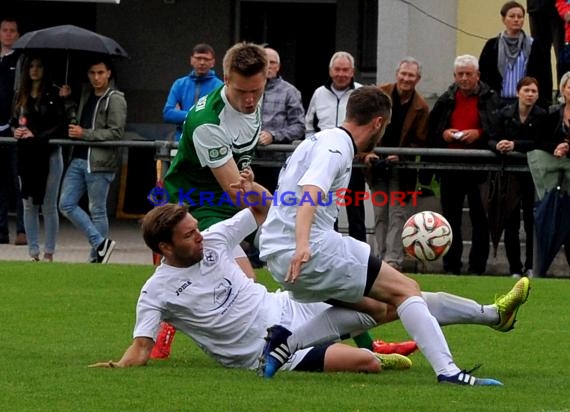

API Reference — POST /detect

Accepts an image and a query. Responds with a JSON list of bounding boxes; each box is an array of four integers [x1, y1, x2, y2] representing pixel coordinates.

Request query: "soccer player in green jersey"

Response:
[[157, 43, 268, 359]]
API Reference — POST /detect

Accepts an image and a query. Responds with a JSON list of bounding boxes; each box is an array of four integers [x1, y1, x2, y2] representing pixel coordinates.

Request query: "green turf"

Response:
[[1, 262, 567, 411]]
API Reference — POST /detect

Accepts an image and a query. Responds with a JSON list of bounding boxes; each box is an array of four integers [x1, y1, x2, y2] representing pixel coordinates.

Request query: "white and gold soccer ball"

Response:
[[402, 211, 452, 262]]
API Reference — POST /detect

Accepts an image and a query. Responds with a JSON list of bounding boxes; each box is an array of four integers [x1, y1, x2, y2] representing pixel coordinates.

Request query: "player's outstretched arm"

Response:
[[230, 168, 272, 226], [88, 337, 154, 368]]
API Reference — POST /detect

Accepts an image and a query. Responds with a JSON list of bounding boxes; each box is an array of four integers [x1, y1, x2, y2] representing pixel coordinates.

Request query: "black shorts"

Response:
[[293, 342, 334, 372], [364, 254, 382, 296]]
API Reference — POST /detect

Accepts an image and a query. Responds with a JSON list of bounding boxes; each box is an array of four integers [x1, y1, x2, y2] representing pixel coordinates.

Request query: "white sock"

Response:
[[422, 292, 499, 326], [287, 307, 377, 352], [397, 295, 460, 376]]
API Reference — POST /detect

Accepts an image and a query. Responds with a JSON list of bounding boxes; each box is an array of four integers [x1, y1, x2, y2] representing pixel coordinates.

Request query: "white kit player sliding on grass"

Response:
[[88, 171, 530, 377], [258, 85, 530, 385]]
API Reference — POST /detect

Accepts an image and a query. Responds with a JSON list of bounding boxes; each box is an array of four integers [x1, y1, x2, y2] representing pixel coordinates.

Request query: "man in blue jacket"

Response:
[[163, 43, 223, 141]]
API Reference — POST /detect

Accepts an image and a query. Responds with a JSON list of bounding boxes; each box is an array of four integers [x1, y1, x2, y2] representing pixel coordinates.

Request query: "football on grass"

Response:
[[402, 211, 452, 262]]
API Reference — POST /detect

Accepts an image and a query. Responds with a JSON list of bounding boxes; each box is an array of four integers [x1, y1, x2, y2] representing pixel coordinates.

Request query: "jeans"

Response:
[[59, 158, 115, 260], [370, 173, 410, 268], [23, 147, 63, 258], [0, 137, 25, 238]]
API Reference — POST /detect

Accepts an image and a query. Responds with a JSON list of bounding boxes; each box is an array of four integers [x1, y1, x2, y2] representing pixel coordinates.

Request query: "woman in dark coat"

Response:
[[479, 1, 551, 108], [12, 55, 68, 261], [489, 76, 546, 277]]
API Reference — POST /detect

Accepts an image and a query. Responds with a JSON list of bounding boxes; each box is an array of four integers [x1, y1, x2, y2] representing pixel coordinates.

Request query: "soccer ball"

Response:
[[401, 211, 452, 262]]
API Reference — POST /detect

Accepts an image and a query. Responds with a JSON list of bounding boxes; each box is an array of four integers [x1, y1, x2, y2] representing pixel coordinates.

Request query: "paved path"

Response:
[[0, 217, 151, 264]]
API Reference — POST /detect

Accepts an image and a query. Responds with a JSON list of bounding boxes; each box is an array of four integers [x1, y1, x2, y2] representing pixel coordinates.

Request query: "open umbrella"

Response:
[[533, 171, 570, 275], [13, 24, 128, 82]]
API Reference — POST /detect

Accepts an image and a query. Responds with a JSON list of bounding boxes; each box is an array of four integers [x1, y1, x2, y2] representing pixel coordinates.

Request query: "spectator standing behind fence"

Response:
[[0, 18, 26, 246], [555, 0, 570, 79], [479, 1, 551, 108], [362, 57, 428, 272], [58, 58, 126, 264], [428, 55, 501, 275], [528, 71, 570, 266], [489, 76, 545, 278], [256, 47, 305, 193], [305, 51, 366, 241], [527, 0, 564, 94], [11, 56, 68, 262], [162, 43, 223, 141]]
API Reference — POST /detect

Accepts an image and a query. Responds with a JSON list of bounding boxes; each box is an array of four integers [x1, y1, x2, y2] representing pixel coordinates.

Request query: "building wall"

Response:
[[377, 0, 538, 98], [96, 0, 233, 124]]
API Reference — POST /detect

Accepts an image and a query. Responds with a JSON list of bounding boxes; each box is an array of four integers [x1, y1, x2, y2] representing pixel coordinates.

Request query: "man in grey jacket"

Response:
[[59, 57, 127, 263]]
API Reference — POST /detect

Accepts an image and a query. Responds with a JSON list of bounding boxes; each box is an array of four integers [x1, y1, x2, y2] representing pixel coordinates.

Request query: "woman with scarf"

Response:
[[479, 1, 551, 108], [12, 55, 68, 261]]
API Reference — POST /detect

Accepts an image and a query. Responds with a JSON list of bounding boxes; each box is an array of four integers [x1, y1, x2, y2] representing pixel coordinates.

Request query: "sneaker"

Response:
[[258, 325, 292, 378], [96, 238, 116, 264], [511, 273, 521, 279], [372, 340, 418, 356], [524, 269, 534, 278], [150, 322, 176, 359], [492, 277, 531, 332], [376, 353, 412, 370], [438, 370, 503, 386]]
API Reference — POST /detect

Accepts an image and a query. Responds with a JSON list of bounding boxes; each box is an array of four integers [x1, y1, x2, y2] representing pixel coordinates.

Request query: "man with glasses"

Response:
[[163, 43, 223, 141]]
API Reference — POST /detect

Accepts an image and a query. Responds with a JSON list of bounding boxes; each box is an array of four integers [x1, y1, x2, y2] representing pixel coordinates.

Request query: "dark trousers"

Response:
[[440, 171, 489, 274], [0, 131, 25, 238], [529, 7, 565, 91], [346, 168, 366, 242], [504, 173, 535, 274]]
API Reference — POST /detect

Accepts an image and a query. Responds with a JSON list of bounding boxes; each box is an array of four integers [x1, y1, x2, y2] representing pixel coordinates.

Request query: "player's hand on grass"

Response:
[[286, 246, 311, 283]]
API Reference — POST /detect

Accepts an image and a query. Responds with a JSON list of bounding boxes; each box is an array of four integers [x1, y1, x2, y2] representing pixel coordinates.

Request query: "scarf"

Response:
[[497, 31, 532, 77]]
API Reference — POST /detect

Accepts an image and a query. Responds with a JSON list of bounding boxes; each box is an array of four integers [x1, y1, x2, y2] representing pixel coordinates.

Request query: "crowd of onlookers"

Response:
[[2, 0, 570, 276], [0, 17, 123, 263]]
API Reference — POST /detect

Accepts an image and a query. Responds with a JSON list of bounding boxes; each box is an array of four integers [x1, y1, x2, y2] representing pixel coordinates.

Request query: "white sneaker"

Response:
[[524, 269, 534, 278]]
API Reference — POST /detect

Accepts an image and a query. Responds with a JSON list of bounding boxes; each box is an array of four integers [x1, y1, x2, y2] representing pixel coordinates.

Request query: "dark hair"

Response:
[[87, 56, 113, 71], [14, 55, 51, 114], [223, 42, 267, 77], [141, 204, 189, 255], [500, 1, 525, 17], [345, 86, 392, 125], [1, 17, 19, 30], [516, 76, 538, 91], [192, 43, 215, 57]]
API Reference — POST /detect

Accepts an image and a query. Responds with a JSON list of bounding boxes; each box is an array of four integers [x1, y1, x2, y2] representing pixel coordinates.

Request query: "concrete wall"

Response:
[[376, 0, 537, 98]]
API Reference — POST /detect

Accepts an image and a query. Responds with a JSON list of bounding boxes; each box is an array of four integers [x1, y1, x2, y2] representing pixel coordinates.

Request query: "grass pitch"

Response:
[[1, 261, 568, 411]]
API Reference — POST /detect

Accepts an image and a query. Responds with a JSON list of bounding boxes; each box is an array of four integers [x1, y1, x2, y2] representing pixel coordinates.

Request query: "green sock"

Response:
[[353, 331, 373, 350]]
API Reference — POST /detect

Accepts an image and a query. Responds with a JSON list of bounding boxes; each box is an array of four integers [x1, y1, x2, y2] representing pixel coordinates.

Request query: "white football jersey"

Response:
[[132, 209, 283, 369], [259, 127, 355, 258]]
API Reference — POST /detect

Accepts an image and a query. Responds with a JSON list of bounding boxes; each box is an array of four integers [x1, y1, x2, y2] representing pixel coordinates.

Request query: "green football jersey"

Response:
[[164, 86, 261, 229]]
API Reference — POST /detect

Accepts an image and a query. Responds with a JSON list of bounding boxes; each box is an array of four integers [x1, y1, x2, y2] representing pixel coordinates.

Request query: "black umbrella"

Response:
[[486, 161, 522, 257], [13, 25, 128, 82], [534, 171, 570, 275]]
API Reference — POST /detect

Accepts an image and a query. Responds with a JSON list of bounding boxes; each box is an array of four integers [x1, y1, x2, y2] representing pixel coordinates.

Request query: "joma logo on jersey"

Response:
[[175, 280, 192, 296]]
